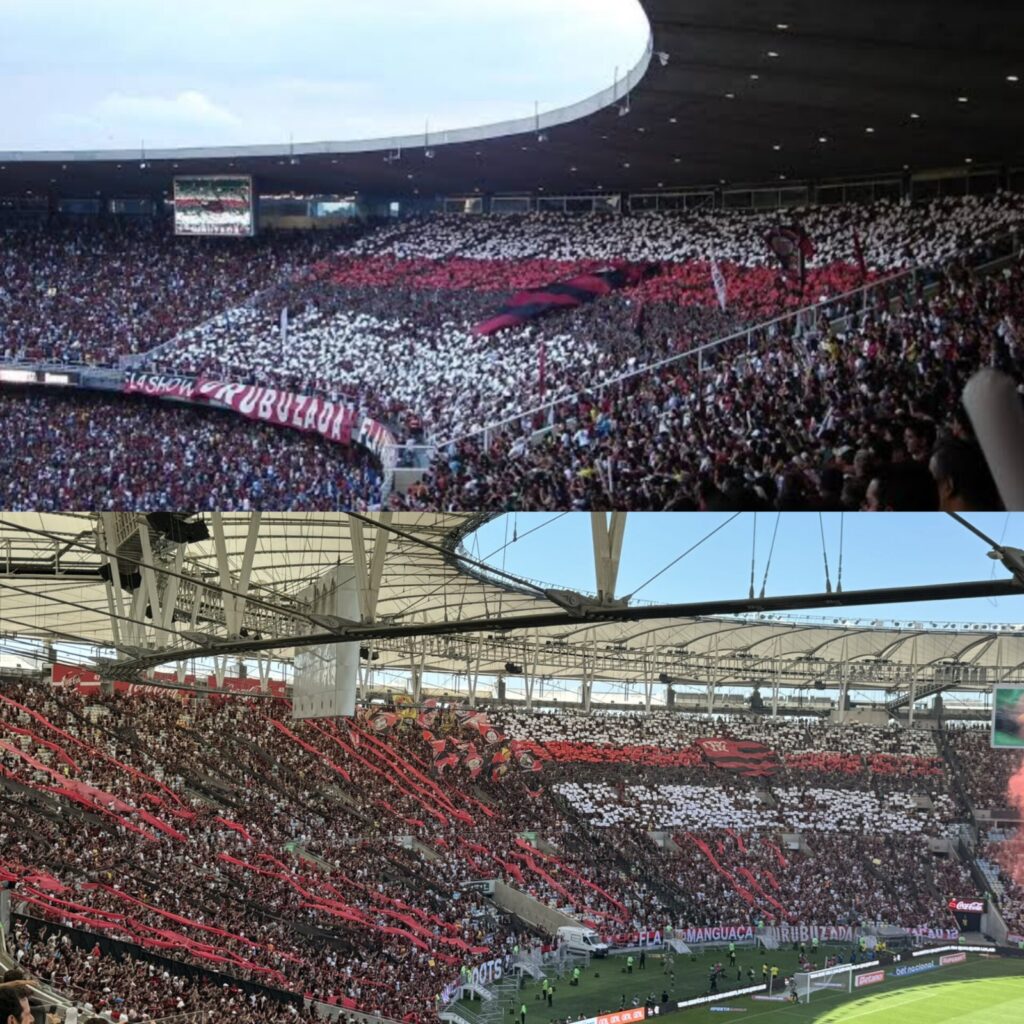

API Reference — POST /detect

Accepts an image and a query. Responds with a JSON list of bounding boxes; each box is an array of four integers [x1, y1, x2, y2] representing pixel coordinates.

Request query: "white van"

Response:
[[556, 925, 610, 958]]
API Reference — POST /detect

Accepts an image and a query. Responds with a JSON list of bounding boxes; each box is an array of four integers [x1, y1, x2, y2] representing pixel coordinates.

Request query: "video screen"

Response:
[[991, 684, 1024, 747], [173, 175, 254, 236]]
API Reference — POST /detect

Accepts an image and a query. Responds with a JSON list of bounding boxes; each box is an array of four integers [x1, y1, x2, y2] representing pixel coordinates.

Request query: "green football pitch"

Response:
[[456, 949, 1024, 1024]]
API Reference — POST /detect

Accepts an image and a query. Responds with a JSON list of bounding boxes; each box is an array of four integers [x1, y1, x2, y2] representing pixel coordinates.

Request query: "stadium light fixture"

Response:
[[749, 73, 759, 80], [957, 95, 969, 103], [767, 51, 780, 57], [725, 92, 735, 99], [656, 51, 669, 67], [910, 112, 921, 119], [537, 132, 548, 142], [424, 149, 435, 159], [776, 23, 789, 29], [1008, 75, 1020, 82]]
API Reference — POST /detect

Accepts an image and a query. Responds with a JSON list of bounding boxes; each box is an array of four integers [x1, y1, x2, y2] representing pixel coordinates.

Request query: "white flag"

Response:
[[710, 260, 727, 311]]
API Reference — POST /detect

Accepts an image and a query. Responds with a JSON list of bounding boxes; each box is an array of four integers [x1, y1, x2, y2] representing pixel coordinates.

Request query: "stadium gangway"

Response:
[[430, 227, 1022, 455]]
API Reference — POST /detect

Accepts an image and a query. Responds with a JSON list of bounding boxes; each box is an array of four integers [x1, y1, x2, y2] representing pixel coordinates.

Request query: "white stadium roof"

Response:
[[0, 512, 1022, 699]]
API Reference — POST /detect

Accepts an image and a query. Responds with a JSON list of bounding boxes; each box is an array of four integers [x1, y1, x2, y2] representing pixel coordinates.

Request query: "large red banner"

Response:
[[123, 372, 399, 458]]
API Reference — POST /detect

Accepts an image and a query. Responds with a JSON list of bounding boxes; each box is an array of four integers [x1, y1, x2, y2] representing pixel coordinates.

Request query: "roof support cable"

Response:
[[626, 513, 740, 600], [749, 514, 757, 600], [759, 512, 781, 599], [836, 512, 845, 594], [819, 513, 833, 594]]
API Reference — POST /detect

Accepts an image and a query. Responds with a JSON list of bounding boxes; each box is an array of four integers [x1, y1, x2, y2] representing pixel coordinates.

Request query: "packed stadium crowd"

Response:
[[0, 221, 368, 367], [0, 678, 1006, 1024], [343, 194, 1024, 268], [658, 829, 974, 931], [2, 194, 1022, 509], [144, 193, 1024, 439], [7, 920, 319, 1024], [410, 258, 1017, 511], [0, 392, 384, 511]]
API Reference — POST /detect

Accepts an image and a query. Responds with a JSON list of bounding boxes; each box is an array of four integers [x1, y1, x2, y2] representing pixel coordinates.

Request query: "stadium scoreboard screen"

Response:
[[991, 684, 1024, 747], [173, 175, 254, 236]]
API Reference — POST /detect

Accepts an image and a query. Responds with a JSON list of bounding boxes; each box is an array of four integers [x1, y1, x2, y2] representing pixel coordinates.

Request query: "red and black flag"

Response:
[[423, 732, 447, 758], [696, 737, 780, 777], [464, 742, 484, 780], [473, 263, 659, 336], [369, 711, 398, 733]]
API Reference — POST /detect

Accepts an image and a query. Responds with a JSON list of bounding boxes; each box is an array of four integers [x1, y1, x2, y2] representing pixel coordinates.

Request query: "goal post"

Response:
[[794, 963, 854, 1003]]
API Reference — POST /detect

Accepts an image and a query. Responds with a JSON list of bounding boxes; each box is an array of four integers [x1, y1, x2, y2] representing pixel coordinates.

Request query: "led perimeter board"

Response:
[[173, 175, 254, 236]]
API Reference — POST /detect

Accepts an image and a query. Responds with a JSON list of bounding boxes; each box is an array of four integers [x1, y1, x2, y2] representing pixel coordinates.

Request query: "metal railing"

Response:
[[430, 227, 1022, 452]]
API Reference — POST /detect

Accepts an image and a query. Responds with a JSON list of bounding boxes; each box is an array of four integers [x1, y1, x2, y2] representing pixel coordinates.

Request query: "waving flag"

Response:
[[765, 226, 815, 293], [464, 743, 484, 780], [852, 230, 867, 283], [710, 260, 728, 311], [696, 738, 780, 777]]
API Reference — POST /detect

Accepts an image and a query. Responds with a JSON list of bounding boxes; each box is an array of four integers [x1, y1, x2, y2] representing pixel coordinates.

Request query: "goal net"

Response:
[[794, 963, 853, 1003]]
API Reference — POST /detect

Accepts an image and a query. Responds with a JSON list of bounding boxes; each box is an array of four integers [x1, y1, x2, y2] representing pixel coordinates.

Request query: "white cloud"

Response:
[[0, 0, 650, 149], [93, 90, 240, 129]]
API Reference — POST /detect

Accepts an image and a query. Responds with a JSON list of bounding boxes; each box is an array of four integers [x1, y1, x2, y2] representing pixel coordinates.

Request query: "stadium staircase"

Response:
[[885, 680, 958, 715]]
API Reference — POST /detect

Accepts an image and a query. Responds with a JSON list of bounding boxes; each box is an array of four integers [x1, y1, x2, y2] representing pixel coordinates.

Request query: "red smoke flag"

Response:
[[696, 737, 780, 777], [710, 260, 728, 311]]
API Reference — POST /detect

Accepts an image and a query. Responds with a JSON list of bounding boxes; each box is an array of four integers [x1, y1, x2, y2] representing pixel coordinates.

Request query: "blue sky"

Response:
[[0, 0, 650, 151], [468, 513, 1024, 627]]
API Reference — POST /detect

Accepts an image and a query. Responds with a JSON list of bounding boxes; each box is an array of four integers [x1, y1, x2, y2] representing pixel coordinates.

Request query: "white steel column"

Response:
[[231, 512, 262, 632], [209, 511, 240, 637], [349, 512, 391, 623], [591, 512, 627, 601]]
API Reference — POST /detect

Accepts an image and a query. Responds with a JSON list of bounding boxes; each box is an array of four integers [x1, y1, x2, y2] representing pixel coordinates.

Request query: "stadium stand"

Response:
[[0, 223, 369, 367], [2, 194, 1020, 510], [0, 391, 384, 511], [0, 680, 1007, 1021]]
